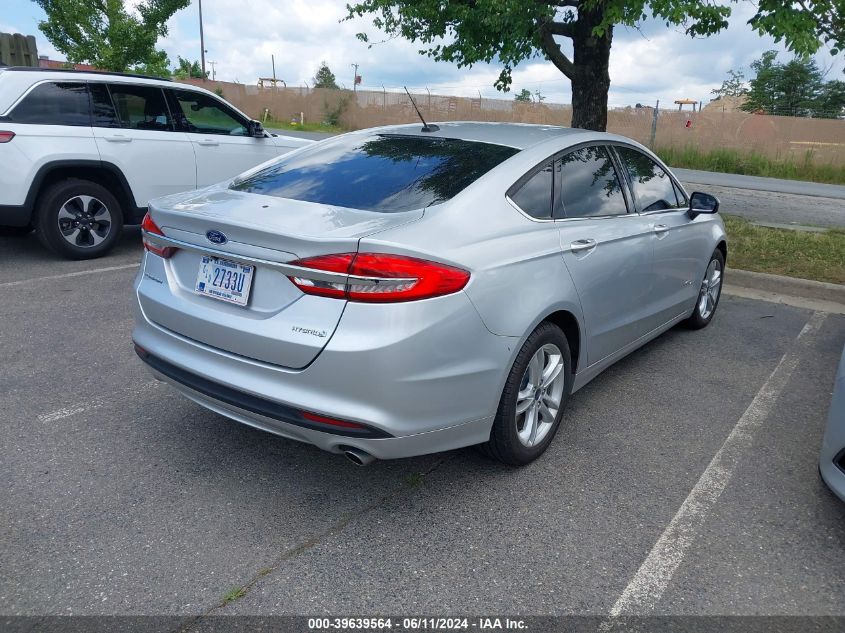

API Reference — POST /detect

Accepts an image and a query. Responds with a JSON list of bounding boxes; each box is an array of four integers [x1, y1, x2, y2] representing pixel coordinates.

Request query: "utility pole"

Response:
[[198, 0, 206, 79], [208, 60, 217, 81], [351, 62, 359, 92], [271, 54, 276, 86]]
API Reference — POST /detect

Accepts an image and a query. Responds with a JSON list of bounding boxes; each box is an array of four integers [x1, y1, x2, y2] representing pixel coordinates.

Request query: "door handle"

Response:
[[197, 139, 219, 146], [104, 135, 132, 143], [570, 239, 597, 253], [654, 223, 669, 234]]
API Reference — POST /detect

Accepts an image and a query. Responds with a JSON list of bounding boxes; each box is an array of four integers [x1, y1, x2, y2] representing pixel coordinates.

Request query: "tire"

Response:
[[481, 322, 573, 466], [0, 224, 33, 237], [684, 248, 725, 330], [34, 179, 123, 260]]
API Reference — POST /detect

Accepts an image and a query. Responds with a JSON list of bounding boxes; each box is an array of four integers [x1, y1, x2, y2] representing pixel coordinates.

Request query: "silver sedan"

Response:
[[133, 122, 726, 466]]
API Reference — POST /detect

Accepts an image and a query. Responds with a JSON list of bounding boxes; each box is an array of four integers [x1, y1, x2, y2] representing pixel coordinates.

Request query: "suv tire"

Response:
[[35, 179, 123, 260]]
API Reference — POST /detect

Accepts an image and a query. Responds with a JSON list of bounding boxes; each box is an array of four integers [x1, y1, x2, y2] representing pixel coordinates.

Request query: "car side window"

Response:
[[558, 145, 628, 218], [107, 84, 172, 132], [89, 83, 120, 128], [510, 163, 554, 219], [9, 82, 90, 126], [170, 89, 247, 136], [615, 146, 683, 212]]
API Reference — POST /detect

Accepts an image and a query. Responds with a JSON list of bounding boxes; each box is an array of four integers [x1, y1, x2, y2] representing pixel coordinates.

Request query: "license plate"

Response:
[[195, 256, 254, 306]]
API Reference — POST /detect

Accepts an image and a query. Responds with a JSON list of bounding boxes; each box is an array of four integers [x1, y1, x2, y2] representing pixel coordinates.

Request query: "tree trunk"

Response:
[[569, 9, 613, 131]]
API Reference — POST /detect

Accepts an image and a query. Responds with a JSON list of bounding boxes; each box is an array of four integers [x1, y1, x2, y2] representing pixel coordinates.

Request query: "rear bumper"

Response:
[[132, 257, 516, 458], [140, 353, 494, 459]]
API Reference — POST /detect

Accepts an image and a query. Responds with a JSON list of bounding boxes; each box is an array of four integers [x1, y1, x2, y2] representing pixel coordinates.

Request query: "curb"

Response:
[[726, 268, 845, 305]]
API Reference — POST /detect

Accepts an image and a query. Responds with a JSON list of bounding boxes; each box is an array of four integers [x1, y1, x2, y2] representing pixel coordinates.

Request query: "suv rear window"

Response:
[[8, 82, 90, 126], [230, 134, 519, 212]]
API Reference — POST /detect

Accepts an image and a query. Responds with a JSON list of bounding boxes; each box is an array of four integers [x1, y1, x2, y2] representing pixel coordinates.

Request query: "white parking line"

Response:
[[0, 263, 140, 288], [606, 311, 827, 618]]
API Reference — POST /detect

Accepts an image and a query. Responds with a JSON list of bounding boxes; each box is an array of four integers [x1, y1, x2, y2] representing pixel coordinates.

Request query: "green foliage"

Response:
[[214, 87, 225, 98], [741, 50, 845, 118], [345, 0, 844, 131], [131, 49, 171, 78], [322, 94, 351, 126], [711, 69, 747, 99], [656, 145, 845, 185], [173, 56, 207, 79], [33, 0, 189, 72], [313, 61, 339, 89], [514, 88, 533, 102], [722, 215, 845, 284]]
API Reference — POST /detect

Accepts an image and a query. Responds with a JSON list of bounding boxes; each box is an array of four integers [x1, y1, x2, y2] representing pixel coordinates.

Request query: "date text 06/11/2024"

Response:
[[307, 617, 528, 630]]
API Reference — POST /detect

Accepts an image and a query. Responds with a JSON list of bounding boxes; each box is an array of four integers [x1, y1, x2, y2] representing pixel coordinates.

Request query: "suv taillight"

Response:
[[287, 253, 470, 303], [0, 131, 15, 143], [141, 212, 176, 259]]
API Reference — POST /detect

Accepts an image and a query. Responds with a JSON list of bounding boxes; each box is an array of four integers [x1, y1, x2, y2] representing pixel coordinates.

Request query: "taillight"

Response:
[[287, 252, 470, 303], [141, 212, 176, 259], [0, 131, 15, 143]]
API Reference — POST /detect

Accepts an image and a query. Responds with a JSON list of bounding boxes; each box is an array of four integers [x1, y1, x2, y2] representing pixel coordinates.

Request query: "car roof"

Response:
[[362, 121, 606, 150], [0, 66, 172, 83]]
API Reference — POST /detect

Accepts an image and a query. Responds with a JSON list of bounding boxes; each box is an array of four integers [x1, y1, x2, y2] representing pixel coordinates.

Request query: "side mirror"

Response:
[[247, 120, 266, 138], [689, 191, 719, 218]]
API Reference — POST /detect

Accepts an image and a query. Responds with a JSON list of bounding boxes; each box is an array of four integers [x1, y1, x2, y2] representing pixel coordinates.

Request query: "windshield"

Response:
[[230, 134, 519, 213]]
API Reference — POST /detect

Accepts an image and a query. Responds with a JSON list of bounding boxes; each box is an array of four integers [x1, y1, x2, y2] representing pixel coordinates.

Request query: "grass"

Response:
[[656, 146, 845, 185], [221, 586, 247, 604], [262, 117, 345, 134], [722, 215, 845, 284]]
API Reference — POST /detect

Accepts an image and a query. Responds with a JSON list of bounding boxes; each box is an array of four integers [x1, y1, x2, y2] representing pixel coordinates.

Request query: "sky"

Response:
[[3, 0, 843, 108]]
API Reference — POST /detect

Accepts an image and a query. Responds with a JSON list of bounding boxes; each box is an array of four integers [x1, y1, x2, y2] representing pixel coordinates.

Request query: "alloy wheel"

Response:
[[698, 258, 722, 320], [515, 343, 566, 448], [56, 195, 112, 249]]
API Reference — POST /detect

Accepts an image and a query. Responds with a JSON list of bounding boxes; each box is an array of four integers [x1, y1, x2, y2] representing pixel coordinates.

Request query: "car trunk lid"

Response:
[[137, 188, 423, 368]]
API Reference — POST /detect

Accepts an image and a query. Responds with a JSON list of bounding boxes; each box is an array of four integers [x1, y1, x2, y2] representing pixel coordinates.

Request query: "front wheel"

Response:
[[481, 322, 572, 466], [35, 179, 123, 260], [684, 249, 725, 329]]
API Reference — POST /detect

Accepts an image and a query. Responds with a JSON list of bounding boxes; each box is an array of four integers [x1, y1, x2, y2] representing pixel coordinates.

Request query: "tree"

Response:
[[132, 50, 171, 78], [312, 62, 339, 89], [514, 88, 533, 102], [33, 0, 188, 72], [346, 0, 845, 131], [173, 56, 207, 79], [711, 69, 747, 99], [741, 51, 841, 118]]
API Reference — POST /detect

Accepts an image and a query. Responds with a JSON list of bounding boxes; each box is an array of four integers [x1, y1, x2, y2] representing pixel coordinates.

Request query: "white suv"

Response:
[[0, 67, 311, 259]]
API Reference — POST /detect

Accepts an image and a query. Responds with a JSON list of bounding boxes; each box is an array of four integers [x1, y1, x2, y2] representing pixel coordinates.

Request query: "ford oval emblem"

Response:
[[206, 230, 227, 245]]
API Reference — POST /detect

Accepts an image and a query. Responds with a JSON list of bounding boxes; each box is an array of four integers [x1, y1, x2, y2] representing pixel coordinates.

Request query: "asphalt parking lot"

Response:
[[1, 232, 844, 625]]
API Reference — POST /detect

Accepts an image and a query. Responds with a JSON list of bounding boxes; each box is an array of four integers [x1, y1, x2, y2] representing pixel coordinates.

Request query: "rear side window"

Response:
[[89, 83, 120, 128], [558, 146, 628, 218], [107, 84, 172, 131], [510, 163, 554, 219], [9, 82, 90, 126], [615, 146, 682, 212], [230, 134, 519, 213]]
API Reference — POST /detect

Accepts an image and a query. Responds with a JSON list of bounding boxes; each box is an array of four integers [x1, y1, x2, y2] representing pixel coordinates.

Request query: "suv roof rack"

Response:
[[1, 66, 172, 82]]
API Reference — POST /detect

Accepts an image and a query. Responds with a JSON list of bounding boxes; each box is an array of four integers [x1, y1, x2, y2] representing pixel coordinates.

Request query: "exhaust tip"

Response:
[[343, 447, 376, 466]]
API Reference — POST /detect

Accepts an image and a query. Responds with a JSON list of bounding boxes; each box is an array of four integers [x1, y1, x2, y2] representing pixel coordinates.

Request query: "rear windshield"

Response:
[[230, 134, 519, 213]]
